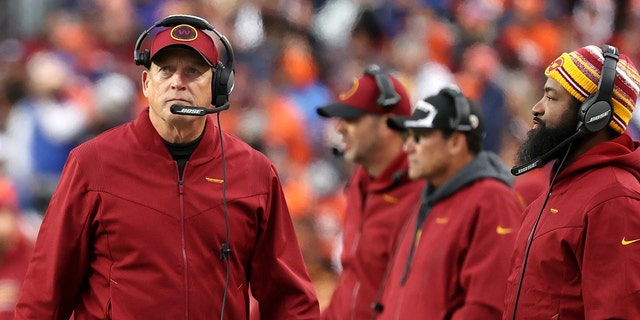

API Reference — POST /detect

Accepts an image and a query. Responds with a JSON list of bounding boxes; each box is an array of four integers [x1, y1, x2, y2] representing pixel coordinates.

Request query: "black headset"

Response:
[[439, 86, 473, 131], [577, 44, 619, 133], [134, 14, 235, 109], [364, 64, 401, 108]]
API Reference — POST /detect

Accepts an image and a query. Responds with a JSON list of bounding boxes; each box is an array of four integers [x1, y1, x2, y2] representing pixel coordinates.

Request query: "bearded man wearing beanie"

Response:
[[503, 44, 640, 319]]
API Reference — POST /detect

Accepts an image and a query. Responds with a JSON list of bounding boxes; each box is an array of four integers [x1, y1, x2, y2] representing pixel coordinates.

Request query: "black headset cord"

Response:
[[216, 113, 231, 320], [510, 142, 573, 319]]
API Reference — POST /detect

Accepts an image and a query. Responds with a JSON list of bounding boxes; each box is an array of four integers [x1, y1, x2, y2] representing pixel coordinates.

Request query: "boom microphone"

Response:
[[170, 103, 229, 116], [331, 147, 345, 158], [510, 128, 587, 176]]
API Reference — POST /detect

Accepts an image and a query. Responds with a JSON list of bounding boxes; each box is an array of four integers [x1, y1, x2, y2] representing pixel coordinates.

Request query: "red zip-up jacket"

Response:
[[376, 152, 522, 319], [321, 155, 425, 320], [15, 108, 319, 319], [503, 133, 640, 319]]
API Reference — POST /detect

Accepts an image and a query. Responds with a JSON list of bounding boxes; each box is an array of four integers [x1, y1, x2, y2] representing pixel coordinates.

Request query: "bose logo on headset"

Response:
[[133, 14, 235, 109]]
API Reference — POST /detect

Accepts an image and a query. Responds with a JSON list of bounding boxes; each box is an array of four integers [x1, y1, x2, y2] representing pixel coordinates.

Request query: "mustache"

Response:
[[532, 116, 544, 127]]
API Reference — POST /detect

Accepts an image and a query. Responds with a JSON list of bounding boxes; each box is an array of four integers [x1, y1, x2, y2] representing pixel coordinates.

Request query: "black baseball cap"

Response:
[[387, 88, 484, 137]]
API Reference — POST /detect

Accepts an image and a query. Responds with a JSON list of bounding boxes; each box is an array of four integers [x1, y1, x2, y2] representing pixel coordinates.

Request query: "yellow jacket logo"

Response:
[[383, 194, 398, 204], [621, 237, 640, 246], [205, 177, 224, 183], [496, 225, 513, 235]]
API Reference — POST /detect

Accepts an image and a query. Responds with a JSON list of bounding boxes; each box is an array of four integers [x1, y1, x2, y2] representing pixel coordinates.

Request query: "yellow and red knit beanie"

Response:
[[544, 45, 640, 134]]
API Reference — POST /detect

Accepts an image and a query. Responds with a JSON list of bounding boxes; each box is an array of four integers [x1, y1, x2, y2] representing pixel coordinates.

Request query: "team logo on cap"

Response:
[[170, 24, 198, 42], [546, 57, 563, 73], [339, 78, 359, 100]]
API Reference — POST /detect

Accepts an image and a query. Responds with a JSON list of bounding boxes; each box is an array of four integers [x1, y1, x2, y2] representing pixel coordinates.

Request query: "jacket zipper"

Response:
[[349, 281, 360, 320], [400, 202, 430, 285], [179, 179, 189, 319], [347, 209, 365, 318]]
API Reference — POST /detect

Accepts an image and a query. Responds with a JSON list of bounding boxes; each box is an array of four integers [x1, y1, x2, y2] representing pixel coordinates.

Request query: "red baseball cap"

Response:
[[317, 71, 412, 119], [150, 24, 219, 67]]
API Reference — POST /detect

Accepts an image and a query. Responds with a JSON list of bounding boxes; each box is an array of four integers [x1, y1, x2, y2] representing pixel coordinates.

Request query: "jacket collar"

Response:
[[133, 107, 220, 165]]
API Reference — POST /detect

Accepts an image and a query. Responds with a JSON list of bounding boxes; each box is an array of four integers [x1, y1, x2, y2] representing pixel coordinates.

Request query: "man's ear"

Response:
[[141, 69, 150, 97], [448, 131, 468, 155], [380, 115, 404, 140]]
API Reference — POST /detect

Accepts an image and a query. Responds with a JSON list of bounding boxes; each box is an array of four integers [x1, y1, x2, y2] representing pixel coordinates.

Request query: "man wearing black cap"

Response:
[[15, 14, 319, 319], [374, 88, 522, 319], [317, 65, 425, 320]]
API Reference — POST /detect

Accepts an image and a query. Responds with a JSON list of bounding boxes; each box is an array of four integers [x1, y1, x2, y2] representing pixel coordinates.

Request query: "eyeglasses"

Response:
[[401, 131, 428, 144], [401, 129, 440, 144]]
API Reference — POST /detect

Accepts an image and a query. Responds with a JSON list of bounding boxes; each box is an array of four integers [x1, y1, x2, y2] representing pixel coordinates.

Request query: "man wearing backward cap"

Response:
[[503, 45, 640, 319]]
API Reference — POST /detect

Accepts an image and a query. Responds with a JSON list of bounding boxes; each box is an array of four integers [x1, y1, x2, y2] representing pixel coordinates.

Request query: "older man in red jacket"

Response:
[[15, 14, 319, 319]]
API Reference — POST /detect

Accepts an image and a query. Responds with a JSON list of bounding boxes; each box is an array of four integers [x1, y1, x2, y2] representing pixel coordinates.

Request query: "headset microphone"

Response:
[[170, 104, 229, 116], [510, 128, 587, 176], [331, 147, 345, 158]]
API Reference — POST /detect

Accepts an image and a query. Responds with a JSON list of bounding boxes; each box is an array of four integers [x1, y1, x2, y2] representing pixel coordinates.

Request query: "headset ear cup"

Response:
[[139, 50, 150, 68], [134, 49, 149, 67], [212, 62, 235, 107], [580, 99, 612, 133], [363, 65, 400, 109], [576, 44, 618, 133], [439, 87, 471, 131]]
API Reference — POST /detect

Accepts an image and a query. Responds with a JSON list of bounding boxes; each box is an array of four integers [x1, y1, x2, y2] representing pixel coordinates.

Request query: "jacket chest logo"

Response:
[[205, 177, 224, 183]]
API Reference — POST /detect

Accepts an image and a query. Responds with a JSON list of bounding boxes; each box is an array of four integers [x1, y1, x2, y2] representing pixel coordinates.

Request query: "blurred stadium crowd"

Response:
[[2, 0, 640, 310]]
